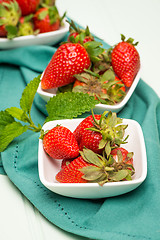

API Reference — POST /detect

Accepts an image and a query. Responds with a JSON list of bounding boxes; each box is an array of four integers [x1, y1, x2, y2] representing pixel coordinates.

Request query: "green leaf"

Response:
[[6, 107, 29, 123], [20, 75, 41, 114], [99, 138, 107, 149], [105, 141, 111, 157], [100, 68, 115, 83], [6, 25, 18, 39], [46, 92, 98, 122], [0, 110, 15, 126], [110, 169, 129, 181], [82, 148, 104, 167], [0, 122, 28, 152], [38, 9, 48, 20], [80, 166, 104, 181], [0, 110, 15, 133]]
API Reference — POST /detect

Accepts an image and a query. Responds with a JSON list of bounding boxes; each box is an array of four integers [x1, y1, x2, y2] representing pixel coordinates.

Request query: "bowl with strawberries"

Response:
[[37, 21, 141, 113], [0, 0, 69, 49], [38, 111, 147, 199]]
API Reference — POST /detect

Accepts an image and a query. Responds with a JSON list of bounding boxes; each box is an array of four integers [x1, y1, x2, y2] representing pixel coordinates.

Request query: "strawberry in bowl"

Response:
[[38, 111, 147, 199], [38, 26, 141, 113], [0, 0, 68, 49]]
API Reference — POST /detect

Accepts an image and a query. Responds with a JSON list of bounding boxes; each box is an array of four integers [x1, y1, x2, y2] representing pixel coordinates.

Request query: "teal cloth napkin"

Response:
[[0, 40, 160, 240]]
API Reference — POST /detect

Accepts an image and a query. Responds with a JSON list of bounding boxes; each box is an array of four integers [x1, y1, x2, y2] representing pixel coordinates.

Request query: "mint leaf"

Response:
[[20, 75, 41, 114], [0, 75, 42, 152], [46, 92, 98, 122], [0, 111, 15, 133], [0, 122, 28, 152], [6, 107, 29, 123]]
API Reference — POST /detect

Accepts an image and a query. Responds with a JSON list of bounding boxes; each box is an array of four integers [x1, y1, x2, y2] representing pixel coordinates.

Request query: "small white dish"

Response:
[[0, 20, 69, 49], [38, 117, 147, 199], [37, 70, 141, 113]]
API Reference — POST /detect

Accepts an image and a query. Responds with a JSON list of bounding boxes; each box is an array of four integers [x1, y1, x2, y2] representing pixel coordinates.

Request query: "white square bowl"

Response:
[[0, 19, 69, 49], [37, 70, 141, 113], [38, 117, 147, 199]]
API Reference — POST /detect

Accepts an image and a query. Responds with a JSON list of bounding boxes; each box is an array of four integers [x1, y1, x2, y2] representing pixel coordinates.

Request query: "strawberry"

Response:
[[56, 148, 135, 184], [41, 43, 91, 89], [18, 15, 34, 36], [74, 111, 129, 155], [0, 0, 21, 37], [111, 34, 140, 87], [79, 128, 103, 154], [33, 6, 60, 34], [61, 158, 73, 170], [41, 125, 80, 159], [72, 69, 126, 105], [56, 156, 93, 183], [67, 20, 94, 44], [111, 147, 133, 167], [73, 114, 101, 145], [15, 0, 40, 16]]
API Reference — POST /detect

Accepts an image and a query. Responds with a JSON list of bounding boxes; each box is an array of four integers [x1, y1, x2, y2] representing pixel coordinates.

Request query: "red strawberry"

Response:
[[111, 34, 140, 87], [67, 20, 94, 44], [73, 114, 103, 154], [73, 114, 101, 145], [41, 43, 91, 89], [42, 125, 79, 159], [15, 0, 40, 16], [74, 111, 129, 155], [61, 158, 73, 170], [0, 0, 21, 37], [79, 129, 103, 154], [111, 147, 133, 167], [56, 156, 92, 183], [56, 147, 135, 184], [33, 6, 60, 34]]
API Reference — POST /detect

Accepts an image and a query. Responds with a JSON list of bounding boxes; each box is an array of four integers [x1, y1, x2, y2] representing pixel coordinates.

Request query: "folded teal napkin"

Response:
[[0, 40, 160, 240]]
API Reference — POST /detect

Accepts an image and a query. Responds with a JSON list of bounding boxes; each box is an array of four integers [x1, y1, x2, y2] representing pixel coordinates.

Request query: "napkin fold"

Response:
[[0, 38, 160, 240]]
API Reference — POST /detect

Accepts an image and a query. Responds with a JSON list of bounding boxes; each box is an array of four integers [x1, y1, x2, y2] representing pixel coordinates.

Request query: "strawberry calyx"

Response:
[[79, 148, 135, 186], [67, 19, 94, 44], [66, 20, 104, 63], [120, 34, 139, 46], [41, 0, 56, 7], [0, 0, 21, 38], [86, 110, 129, 152], [0, 0, 21, 26], [18, 15, 35, 36], [92, 49, 112, 74], [73, 68, 126, 104]]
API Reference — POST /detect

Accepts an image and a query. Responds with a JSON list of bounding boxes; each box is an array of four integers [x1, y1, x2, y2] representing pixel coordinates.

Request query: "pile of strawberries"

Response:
[[0, 0, 63, 38], [41, 20, 140, 105], [40, 111, 135, 185]]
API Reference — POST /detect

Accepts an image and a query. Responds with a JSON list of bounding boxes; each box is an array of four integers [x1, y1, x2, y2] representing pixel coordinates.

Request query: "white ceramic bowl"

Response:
[[37, 70, 140, 113], [38, 117, 147, 199], [0, 20, 69, 49]]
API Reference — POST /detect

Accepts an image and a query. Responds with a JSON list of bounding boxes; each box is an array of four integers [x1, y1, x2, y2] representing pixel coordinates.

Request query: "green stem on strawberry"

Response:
[[78, 148, 135, 186]]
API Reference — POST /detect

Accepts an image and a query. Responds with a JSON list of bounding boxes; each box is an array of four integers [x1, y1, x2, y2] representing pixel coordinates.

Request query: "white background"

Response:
[[0, 1, 160, 240]]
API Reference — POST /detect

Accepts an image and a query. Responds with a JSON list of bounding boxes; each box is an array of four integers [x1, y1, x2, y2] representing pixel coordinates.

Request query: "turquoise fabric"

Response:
[[0, 38, 160, 240]]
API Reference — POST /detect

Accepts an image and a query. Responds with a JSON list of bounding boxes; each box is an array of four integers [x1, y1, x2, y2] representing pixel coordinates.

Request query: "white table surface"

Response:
[[0, 0, 160, 239]]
